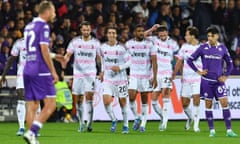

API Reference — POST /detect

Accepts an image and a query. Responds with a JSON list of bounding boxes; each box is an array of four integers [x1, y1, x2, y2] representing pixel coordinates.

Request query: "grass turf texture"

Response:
[[0, 120, 239, 144]]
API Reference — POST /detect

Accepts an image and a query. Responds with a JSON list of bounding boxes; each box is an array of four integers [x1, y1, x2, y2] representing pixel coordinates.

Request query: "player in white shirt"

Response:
[[65, 21, 101, 132], [146, 25, 179, 131], [0, 38, 29, 136], [99, 26, 131, 134], [0, 38, 62, 136], [126, 24, 157, 132], [172, 26, 202, 132]]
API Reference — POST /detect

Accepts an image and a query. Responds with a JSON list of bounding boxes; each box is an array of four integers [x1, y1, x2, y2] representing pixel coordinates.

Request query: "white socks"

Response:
[[77, 103, 84, 125], [86, 101, 93, 128], [184, 106, 192, 120], [16, 100, 26, 129], [104, 104, 116, 121], [162, 98, 171, 125], [129, 101, 139, 119], [193, 105, 200, 130], [152, 100, 163, 120], [121, 105, 128, 127], [140, 104, 148, 127]]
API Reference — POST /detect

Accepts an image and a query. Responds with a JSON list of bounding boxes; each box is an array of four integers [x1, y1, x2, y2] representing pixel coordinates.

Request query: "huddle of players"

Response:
[[3, 16, 237, 138], [67, 20, 238, 137]]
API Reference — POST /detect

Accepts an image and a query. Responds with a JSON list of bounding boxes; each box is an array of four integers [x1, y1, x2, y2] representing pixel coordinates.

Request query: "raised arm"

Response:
[[144, 24, 160, 37]]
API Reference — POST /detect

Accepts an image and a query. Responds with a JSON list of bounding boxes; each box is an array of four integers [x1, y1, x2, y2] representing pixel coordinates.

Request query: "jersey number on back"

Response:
[[24, 31, 36, 52]]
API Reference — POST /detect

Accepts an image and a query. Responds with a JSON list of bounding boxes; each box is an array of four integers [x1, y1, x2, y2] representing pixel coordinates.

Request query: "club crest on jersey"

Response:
[[204, 92, 208, 97], [218, 47, 222, 51]]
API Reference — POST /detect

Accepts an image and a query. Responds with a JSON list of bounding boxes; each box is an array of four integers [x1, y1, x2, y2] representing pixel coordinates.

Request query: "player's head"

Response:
[[105, 26, 118, 43], [185, 26, 199, 43], [156, 24, 168, 41], [206, 26, 219, 46], [133, 24, 144, 41], [79, 21, 91, 39], [38, 1, 55, 23]]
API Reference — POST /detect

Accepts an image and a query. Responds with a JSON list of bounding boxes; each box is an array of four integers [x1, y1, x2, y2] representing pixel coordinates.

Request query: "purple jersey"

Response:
[[187, 42, 233, 81], [23, 17, 51, 76], [23, 17, 55, 101]]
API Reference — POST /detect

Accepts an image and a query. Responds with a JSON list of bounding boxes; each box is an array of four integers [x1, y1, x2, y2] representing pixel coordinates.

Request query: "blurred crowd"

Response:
[[0, 0, 239, 75]]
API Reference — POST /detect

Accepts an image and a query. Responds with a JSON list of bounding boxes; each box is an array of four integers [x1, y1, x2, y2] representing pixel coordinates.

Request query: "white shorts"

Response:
[[72, 77, 95, 95], [103, 83, 128, 98], [154, 77, 172, 92], [16, 76, 24, 89], [128, 77, 152, 92], [181, 82, 200, 98]]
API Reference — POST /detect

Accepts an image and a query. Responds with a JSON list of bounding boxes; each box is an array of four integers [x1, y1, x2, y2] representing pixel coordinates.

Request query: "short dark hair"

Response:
[[156, 25, 168, 32], [186, 26, 199, 38], [78, 21, 91, 29], [105, 26, 118, 34], [134, 24, 144, 31], [38, 1, 53, 14], [206, 26, 219, 34]]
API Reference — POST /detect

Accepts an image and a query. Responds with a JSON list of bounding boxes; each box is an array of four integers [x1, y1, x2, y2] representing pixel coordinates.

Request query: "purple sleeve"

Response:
[[187, 46, 202, 72], [39, 24, 50, 45], [223, 46, 233, 76]]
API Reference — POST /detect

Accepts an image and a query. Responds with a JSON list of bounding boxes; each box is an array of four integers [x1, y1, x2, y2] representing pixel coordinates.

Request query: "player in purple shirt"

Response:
[[187, 26, 238, 137], [23, 1, 58, 144]]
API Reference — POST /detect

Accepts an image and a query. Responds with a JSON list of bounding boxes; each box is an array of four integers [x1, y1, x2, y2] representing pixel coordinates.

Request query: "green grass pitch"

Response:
[[0, 120, 239, 144]]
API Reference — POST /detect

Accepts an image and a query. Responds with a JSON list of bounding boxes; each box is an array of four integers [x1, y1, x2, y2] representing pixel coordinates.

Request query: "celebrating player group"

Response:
[[0, 1, 238, 144]]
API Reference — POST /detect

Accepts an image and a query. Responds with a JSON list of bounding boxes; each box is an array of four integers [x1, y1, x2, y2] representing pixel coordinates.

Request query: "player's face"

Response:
[[185, 30, 192, 43], [135, 27, 144, 41], [207, 33, 219, 45], [81, 25, 91, 38], [158, 30, 168, 41], [107, 29, 117, 42], [48, 5, 56, 23]]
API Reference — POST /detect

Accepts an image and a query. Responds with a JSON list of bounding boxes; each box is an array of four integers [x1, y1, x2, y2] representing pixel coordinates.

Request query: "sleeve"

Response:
[[96, 41, 101, 56], [173, 41, 179, 55], [119, 48, 131, 70], [150, 42, 157, 55], [11, 40, 20, 56], [187, 46, 202, 72], [39, 24, 50, 45], [66, 39, 74, 54], [175, 45, 185, 60], [223, 46, 233, 76]]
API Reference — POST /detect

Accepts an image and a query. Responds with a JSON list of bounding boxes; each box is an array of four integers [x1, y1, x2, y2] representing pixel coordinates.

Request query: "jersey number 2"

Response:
[[24, 30, 36, 52]]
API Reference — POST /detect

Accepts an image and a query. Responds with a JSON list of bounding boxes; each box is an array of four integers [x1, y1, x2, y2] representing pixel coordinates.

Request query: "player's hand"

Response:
[[99, 72, 104, 82], [52, 72, 59, 84], [0, 77, 6, 87], [151, 78, 158, 89], [218, 75, 227, 83], [197, 69, 208, 76], [152, 24, 160, 31], [111, 66, 120, 72]]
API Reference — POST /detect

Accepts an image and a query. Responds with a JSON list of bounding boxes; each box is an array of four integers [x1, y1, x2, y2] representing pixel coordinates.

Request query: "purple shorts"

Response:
[[24, 75, 56, 101], [200, 78, 227, 100]]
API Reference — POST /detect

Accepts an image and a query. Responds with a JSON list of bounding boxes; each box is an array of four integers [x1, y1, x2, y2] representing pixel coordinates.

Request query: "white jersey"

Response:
[[149, 36, 179, 78], [100, 42, 131, 85], [11, 38, 26, 89], [67, 36, 100, 78], [176, 43, 202, 83], [125, 38, 156, 79]]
